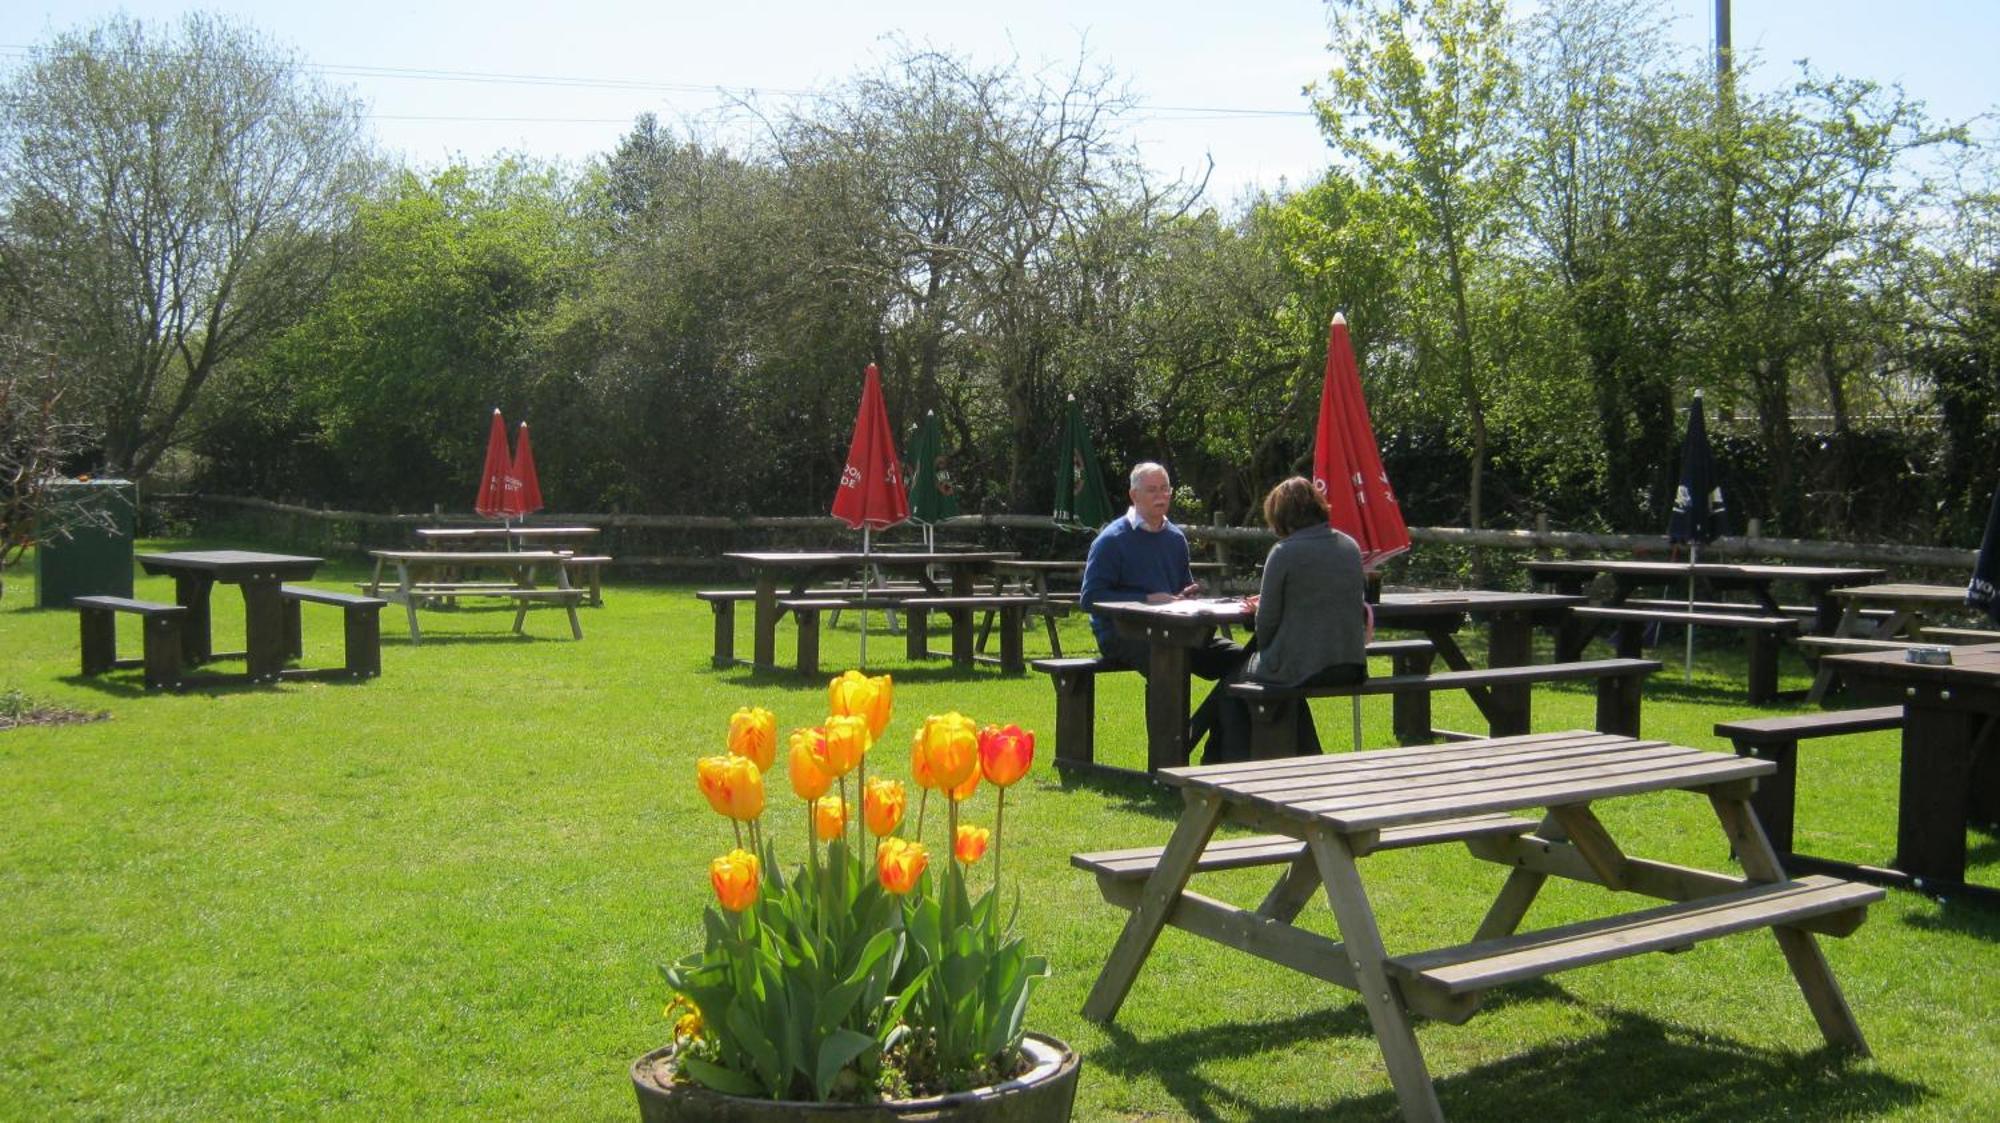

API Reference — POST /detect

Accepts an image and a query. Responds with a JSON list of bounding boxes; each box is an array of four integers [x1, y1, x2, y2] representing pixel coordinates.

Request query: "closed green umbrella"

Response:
[[908, 410, 958, 525], [1053, 395, 1114, 530]]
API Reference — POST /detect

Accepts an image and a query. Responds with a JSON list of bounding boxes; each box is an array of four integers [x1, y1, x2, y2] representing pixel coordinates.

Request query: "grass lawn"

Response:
[[3, 537, 1999, 1121]]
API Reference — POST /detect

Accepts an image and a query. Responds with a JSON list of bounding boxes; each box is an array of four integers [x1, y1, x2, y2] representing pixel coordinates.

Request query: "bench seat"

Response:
[[1571, 605, 1797, 703], [1225, 657, 1659, 759], [1072, 816, 1539, 882], [1921, 626, 2000, 644], [281, 585, 386, 678], [560, 554, 613, 606], [1715, 705, 1904, 859], [74, 595, 186, 690], [1384, 875, 1880, 1021]]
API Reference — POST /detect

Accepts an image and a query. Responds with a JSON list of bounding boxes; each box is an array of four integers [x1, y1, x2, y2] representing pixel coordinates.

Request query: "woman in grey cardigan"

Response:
[[1208, 477, 1371, 762]]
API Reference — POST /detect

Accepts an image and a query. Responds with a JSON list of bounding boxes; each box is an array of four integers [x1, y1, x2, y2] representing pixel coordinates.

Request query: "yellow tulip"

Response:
[[726, 706, 777, 772], [813, 796, 848, 842], [822, 714, 872, 777], [829, 670, 894, 738], [913, 712, 979, 792], [876, 837, 928, 895], [787, 729, 833, 802], [862, 777, 906, 837], [709, 848, 760, 912], [695, 754, 764, 822], [948, 761, 980, 803]]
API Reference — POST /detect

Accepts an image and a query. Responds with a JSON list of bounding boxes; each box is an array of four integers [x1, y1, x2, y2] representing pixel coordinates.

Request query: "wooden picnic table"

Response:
[[367, 549, 582, 643], [1525, 558, 1884, 639], [1075, 729, 1880, 1122], [136, 550, 325, 682], [1821, 641, 2000, 902], [414, 525, 600, 549], [1093, 589, 1583, 771], [721, 550, 1015, 672], [1805, 583, 1974, 701]]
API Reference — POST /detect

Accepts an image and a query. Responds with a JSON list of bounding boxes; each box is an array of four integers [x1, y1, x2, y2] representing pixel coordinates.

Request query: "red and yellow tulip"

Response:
[[696, 754, 765, 822], [863, 777, 906, 837], [727, 706, 778, 772], [978, 723, 1034, 787], [954, 824, 990, 864], [709, 848, 760, 912], [876, 837, 928, 894]]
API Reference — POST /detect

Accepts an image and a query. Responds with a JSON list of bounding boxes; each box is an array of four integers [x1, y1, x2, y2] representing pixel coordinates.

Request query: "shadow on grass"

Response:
[[1050, 761, 1183, 819], [1902, 893, 2000, 939], [1093, 1001, 1922, 1122], [700, 662, 1030, 688]]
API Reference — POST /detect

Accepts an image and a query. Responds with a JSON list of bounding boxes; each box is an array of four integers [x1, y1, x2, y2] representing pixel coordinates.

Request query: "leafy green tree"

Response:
[[0, 13, 375, 478]]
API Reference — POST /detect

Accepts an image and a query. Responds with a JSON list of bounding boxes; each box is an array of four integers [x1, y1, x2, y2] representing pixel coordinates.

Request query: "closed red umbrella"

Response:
[[1313, 313, 1409, 570], [474, 408, 511, 519], [831, 363, 909, 666], [508, 421, 543, 520], [832, 363, 910, 532]]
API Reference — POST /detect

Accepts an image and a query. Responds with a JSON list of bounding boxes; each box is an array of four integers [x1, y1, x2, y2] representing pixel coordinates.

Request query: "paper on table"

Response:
[[1145, 597, 1247, 616]]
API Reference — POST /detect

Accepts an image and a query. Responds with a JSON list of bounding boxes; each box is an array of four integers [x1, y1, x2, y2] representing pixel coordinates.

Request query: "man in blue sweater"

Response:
[[1080, 462, 1245, 678]]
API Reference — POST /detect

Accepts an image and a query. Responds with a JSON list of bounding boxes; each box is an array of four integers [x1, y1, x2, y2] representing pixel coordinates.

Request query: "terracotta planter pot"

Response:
[[629, 1032, 1080, 1123]]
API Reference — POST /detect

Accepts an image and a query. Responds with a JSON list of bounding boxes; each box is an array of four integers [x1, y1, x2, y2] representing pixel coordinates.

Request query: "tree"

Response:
[[0, 12, 375, 479], [0, 333, 107, 602], [1314, 0, 1519, 531]]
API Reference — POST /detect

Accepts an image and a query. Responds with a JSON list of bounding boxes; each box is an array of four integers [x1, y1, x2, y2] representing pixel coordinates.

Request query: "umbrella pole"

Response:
[[1351, 696, 1363, 752], [859, 528, 871, 668], [1685, 543, 1698, 683]]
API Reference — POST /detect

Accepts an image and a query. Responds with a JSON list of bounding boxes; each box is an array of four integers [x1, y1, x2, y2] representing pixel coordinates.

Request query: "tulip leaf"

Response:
[[812, 1028, 877, 1100], [678, 1054, 764, 1097]]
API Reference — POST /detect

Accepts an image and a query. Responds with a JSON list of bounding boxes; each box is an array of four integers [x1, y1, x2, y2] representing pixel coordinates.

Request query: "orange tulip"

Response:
[[828, 670, 894, 737], [727, 706, 777, 772], [978, 723, 1035, 787], [813, 796, 848, 842], [948, 762, 980, 803], [709, 848, 760, 912], [822, 714, 872, 777], [863, 777, 906, 837], [954, 824, 990, 864], [876, 837, 929, 895], [787, 729, 833, 802], [912, 712, 979, 792], [909, 733, 938, 791], [695, 754, 765, 821]]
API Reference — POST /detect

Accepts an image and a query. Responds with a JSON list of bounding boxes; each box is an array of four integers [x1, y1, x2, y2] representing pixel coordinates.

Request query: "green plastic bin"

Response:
[[36, 478, 137, 608]]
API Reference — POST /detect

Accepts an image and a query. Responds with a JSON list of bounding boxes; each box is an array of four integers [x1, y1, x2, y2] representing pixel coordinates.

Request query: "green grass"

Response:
[[3, 538, 1998, 1121]]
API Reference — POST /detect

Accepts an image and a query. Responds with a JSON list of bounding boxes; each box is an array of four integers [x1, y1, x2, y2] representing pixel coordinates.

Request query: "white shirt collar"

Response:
[[1125, 506, 1167, 532]]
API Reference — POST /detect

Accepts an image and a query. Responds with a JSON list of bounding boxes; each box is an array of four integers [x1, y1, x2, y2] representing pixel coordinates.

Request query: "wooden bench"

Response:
[[75, 595, 186, 691], [1921, 626, 2000, 644], [281, 586, 387, 678], [1035, 639, 1438, 778], [1570, 605, 1798, 703], [1225, 657, 1660, 759], [1714, 706, 1904, 859], [904, 595, 1042, 673], [1383, 875, 1880, 1023], [560, 554, 613, 606]]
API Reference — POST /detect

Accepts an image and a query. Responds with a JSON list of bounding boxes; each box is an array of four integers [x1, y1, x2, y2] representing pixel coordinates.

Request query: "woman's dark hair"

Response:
[[1262, 476, 1330, 538]]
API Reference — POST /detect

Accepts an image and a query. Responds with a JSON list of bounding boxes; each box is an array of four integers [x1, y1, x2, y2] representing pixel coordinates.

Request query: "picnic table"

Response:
[[1805, 582, 1975, 701], [413, 525, 600, 550], [1821, 641, 2000, 902], [1074, 729, 1881, 1122], [366, 549, 583, 643], [1525, 558, 1883, 636], [1092, 589, 1584, 770], [720, 550, 1014, 672], [136, 550, 325, 681]]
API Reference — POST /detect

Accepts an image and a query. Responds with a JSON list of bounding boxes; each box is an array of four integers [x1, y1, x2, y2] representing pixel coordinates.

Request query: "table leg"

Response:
[[1305, 824, 1444, 1123], [752, 573, 780, 669], [1709, 793, 1870, 1053], [1895, 704, 1982, 890], [1472, 812, 1562, 940], [1486, 613, 1533, 736], [1144, 642, 1195, 772], [174, 574, 215, 664], [1081, 791, 1223, 1023], [398, 562, 422, 643], [240, 577, 288, 681]]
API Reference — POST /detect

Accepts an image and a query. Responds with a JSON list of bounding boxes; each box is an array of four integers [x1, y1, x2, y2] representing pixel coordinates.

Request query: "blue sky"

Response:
[[2, 1, 1994, 203]]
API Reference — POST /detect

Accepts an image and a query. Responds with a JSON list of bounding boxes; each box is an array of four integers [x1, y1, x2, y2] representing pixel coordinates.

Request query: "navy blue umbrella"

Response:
[[1968, 481, 2000, 625], [1666, 391, 1728, 680]]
